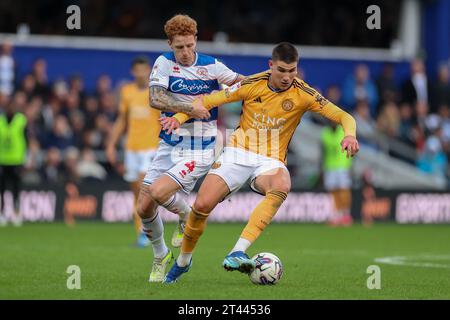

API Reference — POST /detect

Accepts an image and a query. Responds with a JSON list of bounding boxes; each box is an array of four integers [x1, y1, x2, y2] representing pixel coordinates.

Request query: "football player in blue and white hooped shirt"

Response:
[[137, 14, 245, 283]]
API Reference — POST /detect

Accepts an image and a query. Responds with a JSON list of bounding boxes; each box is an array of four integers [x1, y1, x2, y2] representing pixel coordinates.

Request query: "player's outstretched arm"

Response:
[[149, 85, 210, 119], [106, 111, 127, 165], [317, 103, 359, 157], [168, 82, 246, 128]]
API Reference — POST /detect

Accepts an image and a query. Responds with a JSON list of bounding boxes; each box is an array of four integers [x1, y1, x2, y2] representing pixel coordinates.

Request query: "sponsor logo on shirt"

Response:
[[169, 78, 218, 95]]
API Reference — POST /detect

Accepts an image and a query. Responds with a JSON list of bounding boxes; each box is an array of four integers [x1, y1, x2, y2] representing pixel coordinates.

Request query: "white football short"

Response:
[[323, 169, 352, 191], [209, 147, 288, 199], [143, 141, 215, 194], [124, 149, 157, 182]]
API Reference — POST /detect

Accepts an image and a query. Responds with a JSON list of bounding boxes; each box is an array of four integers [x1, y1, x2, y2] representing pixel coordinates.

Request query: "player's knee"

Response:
[[270, 182, 290, 195], [193, 197, 215, 214], [148, 184, 166, 204], [136, 186, 156, 219]]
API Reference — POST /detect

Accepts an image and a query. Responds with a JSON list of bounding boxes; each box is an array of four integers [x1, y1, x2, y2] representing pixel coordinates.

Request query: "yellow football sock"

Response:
[[339, 189, 352, 212], [181, 207, 209, 253], [241, 190, 287, 243], [331, 190, 341, 212]]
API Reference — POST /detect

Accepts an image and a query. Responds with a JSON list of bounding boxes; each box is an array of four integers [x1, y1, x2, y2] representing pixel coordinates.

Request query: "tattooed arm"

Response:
[[149, 85, 210, 119]]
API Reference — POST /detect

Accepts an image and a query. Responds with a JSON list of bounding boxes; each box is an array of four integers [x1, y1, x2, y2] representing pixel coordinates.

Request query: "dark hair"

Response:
[[131, 56, 150, 67], [272, 42, 299, 63]]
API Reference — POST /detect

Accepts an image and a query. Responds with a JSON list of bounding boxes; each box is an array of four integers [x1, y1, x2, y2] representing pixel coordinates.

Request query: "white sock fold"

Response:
[[161, 192, 190, 221], [230, 237, 252, 254], [177, 252, 192, 267], [141, 212, 168, 259]]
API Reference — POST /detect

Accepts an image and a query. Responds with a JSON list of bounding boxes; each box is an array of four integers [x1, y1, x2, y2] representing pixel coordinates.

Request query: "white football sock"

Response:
[[161, 192, 190, 221], [177, 252, 192, 267], [230, 237, 252, 254], [141, 212, 168, 259]]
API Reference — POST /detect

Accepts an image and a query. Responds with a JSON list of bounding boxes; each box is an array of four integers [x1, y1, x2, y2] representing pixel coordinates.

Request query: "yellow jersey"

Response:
[[174, 71, 356, 164], [119, 83, 161, 151]]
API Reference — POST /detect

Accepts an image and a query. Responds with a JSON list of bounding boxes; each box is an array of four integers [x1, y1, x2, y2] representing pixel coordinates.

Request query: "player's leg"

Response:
[[337, 188, 353, 226], [130, 174, 150, 247], [149, 175, 191, 248], [164, 173, 230, 283], [228, 167, 290, 270], [124, 150, 148, 246], [324, 170, 341, 226], [136, 144, 183, 282], [10, 165, 22, 226], [0, 165, 6, 226], [136, 180, 176, 282]]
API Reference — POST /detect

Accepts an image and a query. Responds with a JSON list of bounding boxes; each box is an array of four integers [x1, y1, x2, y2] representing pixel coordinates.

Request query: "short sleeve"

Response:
[[215, 59, 239, 86], [149, 55, 170, 89]]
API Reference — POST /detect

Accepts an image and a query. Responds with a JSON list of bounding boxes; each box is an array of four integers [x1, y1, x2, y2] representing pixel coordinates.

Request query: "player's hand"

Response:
[[189, 97, 210, 119], [160, 117, 181, 134], [341, 136, 360, 158], [105, 145, 117, 165]]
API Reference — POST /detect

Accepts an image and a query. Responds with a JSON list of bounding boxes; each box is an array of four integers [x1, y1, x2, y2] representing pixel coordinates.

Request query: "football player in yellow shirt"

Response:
[[162, 43, 360, 283], [106, 56, 165, 247]]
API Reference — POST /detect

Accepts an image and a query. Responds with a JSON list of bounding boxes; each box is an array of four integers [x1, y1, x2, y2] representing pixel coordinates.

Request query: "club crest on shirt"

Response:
[[315, 94, 329, 108], [196, 67, 208, 78], [281, 98, 294, 111]]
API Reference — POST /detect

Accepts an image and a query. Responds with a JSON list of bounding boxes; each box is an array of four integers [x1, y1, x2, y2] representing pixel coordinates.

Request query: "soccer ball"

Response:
[[249, 252, 283, 285]]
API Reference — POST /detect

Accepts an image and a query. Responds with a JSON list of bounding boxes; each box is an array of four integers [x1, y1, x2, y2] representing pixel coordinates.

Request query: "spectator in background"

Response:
[[77, 148, 107, 181], [83, 95, 100, 129], [63, 92, 81, 117], [40, 147, 64, 183], [438, 105, 450, 156], [377, 101, 400, 138], [430, 63, 450, 112], [320, 121, 353, 227], [44, 115, 74, 150], [99, 92, 117, 122], [69, 74, 86, 101], [23, 95, 45, 143], [401, 59, 431, 109], [376, 63, 399, 106], [342, 64, 379, 117], [352, 100, 377, 147], [32, 58, 50, 98], [63, 146, 80, 183], [0, 99, 28, 226], [21, 74, 38, 99], [326, 84, 342, 105], [398, 103, 416, 147], [23, 138, 43, 185], [68, 110, 86, 149], [51, 79, 69, 102], [0, 41, 15, 96], [417, 133, 447, 177], [414, 101, 430, 138], [96, 74, 112, 98]]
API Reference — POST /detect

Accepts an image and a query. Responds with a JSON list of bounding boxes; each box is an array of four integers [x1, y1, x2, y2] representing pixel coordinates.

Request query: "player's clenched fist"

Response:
[[340, 136, 360, 158]]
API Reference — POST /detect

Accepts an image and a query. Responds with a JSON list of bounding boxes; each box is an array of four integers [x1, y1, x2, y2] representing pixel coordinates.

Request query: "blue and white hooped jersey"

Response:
[[149, 52, 239, 150]]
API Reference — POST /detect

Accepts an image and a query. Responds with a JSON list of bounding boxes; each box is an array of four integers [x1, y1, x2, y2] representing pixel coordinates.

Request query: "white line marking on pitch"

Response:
[[375, 255, 450, 269]]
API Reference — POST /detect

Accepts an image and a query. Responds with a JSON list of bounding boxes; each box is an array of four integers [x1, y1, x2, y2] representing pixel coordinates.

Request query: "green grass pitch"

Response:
[[1, 222, 449, 299]]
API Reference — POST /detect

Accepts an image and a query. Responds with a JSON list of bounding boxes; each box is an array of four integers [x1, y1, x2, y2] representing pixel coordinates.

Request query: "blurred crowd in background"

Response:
[[1, 39, 450, 186]]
